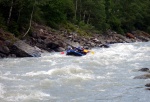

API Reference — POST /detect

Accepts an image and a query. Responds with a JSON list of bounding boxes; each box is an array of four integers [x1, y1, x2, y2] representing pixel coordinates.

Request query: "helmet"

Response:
[[78, 46, 83, 50], [67, 46, 72, 49]]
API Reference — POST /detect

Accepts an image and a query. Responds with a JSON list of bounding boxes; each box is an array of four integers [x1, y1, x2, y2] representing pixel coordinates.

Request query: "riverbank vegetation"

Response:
[[0, 0, 150, 36]]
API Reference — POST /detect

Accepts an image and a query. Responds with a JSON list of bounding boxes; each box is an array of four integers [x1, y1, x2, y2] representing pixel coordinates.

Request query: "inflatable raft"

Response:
[[66, 49, 86, 56]]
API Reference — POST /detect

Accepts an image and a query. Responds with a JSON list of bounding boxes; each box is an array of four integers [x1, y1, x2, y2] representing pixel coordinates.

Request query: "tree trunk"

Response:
[[7, 0, 13, 25], [79, 0, 82, 21], [23, 1, 35, 37], [87, 13, 90, 24], [17, 8, 23, 23], [74, 0, 78, 21], [83, 10, 86, 23]]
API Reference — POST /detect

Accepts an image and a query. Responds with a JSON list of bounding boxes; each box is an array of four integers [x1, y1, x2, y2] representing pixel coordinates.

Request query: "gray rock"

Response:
[[0, 46, 10, 54], [145, 83, 150, 87], [8, 54, 16, 58], [12, 40, 41, 57], [134, 74, 150, 79], [0, 53, 7, 58], [138, 68, 149, 72], [146, 88, 150, 90], [56, 47, 65, 52], [65, 40, 80, 48]]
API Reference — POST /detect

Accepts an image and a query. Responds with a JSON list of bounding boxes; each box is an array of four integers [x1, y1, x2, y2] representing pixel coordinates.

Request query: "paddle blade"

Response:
[[91, 51, 95, 54], [61, 52, 65, 54], [83, 49, 94, 54], [83, 49, 89, 53]]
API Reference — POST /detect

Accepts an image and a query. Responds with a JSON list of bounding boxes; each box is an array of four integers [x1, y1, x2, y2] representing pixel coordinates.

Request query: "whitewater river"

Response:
[[0, 42, 150, 102]]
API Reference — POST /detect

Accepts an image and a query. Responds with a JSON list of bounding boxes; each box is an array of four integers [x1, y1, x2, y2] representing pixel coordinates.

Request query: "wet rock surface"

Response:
[[138, 68, 149, 72], [0, 29, 43, 57], [145, 83, 150, 87], [134, 74, 150, 79], [11, 40, 42, 57], [0, 22, 150, 58], [134, 68, 150, 90]]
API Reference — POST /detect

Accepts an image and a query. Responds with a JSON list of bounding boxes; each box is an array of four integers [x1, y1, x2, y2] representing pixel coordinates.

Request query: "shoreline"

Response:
[[0, 23, 150, 58]]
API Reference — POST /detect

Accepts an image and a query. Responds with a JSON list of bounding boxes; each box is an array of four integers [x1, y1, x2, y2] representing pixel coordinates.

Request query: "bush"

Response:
[[0, 15, 7, 30], [147, 26, 150, 33], [8, 21, 19, 36], [65, 23, 77, 31]]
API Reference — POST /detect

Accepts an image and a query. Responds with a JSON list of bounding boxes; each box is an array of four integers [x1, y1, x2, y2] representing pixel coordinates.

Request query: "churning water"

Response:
[[0, 42, 150, 102]]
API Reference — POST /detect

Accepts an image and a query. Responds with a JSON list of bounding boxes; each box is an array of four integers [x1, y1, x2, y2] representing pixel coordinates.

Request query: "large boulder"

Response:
[[11, 40, 41, 57]]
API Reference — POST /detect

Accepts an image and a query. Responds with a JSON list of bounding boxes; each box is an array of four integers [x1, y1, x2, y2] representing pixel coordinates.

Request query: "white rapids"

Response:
[[0, 42, 150, 102]]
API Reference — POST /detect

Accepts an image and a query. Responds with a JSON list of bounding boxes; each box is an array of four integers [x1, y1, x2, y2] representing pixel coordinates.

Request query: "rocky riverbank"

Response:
[[0, 23, 150, 58]]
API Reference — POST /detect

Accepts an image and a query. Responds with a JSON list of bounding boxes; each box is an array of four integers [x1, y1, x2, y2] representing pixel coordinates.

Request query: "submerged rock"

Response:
[[146, 88, 150, 90], [138, 68, 149, 72], [134, 74, 150, 79], [145, 83, 150, 87]]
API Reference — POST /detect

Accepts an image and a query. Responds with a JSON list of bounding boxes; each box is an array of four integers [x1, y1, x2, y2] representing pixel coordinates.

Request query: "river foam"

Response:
[[0, 42, 150, 102]]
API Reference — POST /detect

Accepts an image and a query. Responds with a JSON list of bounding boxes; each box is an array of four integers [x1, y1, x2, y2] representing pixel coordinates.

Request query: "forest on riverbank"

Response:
[[0, 0, 150, 36]]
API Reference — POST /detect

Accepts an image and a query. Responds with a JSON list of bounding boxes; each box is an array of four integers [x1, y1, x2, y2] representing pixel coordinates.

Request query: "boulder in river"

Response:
[[138, 68, 149, 72], [134, 74, 150, 79], [145, 83, 150, 87], [11, 40, 42, 57]]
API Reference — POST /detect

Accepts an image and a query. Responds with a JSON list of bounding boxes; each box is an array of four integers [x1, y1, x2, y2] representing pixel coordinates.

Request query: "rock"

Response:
[[114, 34, 133, 43], [8, 54, 16, 58], [135, 30, 150, 38], [138, 68, 149, 72], [56, 47, 65, 52], [39, 36, 47, 40], [137, 36, 149, 42], [0, 53, 7, 58], [133, 30, 150, 41], [99, 44, 110, 48], [87, 41, 96, 47], [134, 74, 150, 79], [126, 33, 135, 39], [146, 88, 150, 90], [65, 40, 80, 48], [0, 45, 10, 54], [11, 40, 41, 57], [141, 31, 150, 38], [145, 83, 150, 87], [0, 40, 10, 55], [47, 42, 59, 49], [92, 38, 99, 43]]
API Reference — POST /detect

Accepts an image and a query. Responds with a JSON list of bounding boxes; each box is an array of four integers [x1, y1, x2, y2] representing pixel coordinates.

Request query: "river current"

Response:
[[0, 42, 150, 102]]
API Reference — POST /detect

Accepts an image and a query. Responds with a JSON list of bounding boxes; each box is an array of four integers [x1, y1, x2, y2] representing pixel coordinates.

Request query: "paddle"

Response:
[[90, 51, 95, 54], [61, 51, 65, 54], [83, 49, 94, 54]]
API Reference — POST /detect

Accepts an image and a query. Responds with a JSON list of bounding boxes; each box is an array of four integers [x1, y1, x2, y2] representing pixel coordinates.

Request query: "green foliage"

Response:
[[0, 14, 7, 30], [65, 23, 77, 31], [8, 21, 19, 36], [78, 21, 94, 31], [147, 26, 150, 33], [77, 29, 88, 37], [37, 0, 74, 29], [0, 0, 150, 35]]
